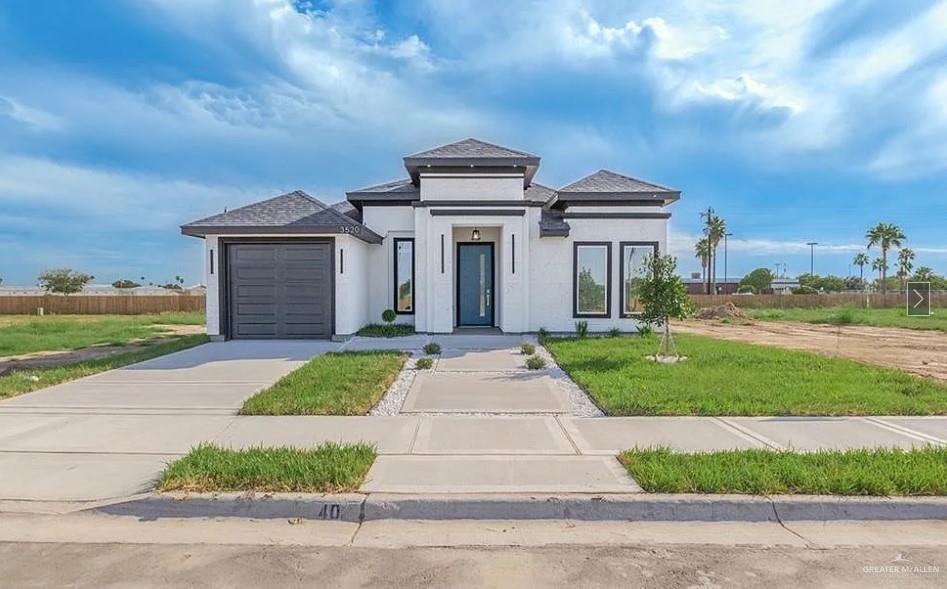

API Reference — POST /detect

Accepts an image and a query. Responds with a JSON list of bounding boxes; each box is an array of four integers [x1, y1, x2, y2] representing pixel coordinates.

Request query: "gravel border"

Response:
[[369, 353, 423, 416], [533, 343, 605, 417]]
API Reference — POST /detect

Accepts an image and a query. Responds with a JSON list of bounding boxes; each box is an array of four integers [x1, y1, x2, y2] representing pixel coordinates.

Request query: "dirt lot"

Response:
[[674, 319, 947, 383]]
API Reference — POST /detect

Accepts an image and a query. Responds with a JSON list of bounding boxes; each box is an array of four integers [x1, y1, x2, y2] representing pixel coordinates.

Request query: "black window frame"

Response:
[[572, 241, 612, 319], [393, 237, 415, 315], [618, 241, 659, 318]]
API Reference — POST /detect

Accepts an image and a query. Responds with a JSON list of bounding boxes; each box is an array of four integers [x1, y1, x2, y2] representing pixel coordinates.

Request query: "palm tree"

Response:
[[896, 248, 915, 291], [852, 252, 869, 282], [700, 208, 726, 294], [866, 223, 905, 294], [871, 257, 886, 288], [695, 237, 711, 286]]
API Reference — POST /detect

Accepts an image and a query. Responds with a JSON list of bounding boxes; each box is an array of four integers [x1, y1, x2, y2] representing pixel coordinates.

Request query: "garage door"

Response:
[[227, 241, 333, 339]]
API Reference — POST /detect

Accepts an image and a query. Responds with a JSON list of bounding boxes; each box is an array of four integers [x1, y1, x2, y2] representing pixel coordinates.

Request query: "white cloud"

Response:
[[0, 95, 62, 130], [688, 74, 804, 114]]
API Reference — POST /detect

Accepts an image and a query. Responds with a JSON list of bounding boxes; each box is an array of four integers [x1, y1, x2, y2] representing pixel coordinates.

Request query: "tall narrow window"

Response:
[[619, 242, 658, 316], [209, 249, 214, 275], [340, 248, 344, 274], [511, 234, 516, 274], [573, 242, 611, 318], [394, 238, 414, 314]]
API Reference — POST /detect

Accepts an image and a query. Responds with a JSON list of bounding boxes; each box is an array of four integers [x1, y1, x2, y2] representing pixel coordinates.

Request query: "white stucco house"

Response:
[[182, 138, 680, 340]]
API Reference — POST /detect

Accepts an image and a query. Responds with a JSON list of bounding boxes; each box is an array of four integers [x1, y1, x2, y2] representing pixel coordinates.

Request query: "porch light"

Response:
[[471, 228, 481, 241]]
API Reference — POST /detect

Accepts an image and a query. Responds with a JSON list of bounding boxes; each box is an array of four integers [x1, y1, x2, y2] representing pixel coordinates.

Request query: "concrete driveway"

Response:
[[0, 341, 338, 502]]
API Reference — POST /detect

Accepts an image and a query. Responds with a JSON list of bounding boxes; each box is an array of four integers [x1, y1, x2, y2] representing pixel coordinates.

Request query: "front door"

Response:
[[457, 243, 494, 326]]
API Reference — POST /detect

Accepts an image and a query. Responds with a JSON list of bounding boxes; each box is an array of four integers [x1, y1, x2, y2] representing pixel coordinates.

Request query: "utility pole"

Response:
[[724, 232, 733, 293], [806, 242, 818, 275]]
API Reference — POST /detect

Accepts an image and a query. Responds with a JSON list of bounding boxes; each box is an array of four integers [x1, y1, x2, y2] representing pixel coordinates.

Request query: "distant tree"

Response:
[[799, 273, 845, 293], [739, 268, 774, 293], [852, 252, 869, 282], [38, 269, 94, 294], [737, 284, 755, 294], [577, 269, 607, 313], [866, 223, 905, 294], [158, 282, 183, 290], [910, 267, 947, 290], [871, 257, 887, 285], [843, 276, 866, 291], [791, 285, 818, 295], [699, 209, 726, 294], [112, 279, 141, 289], [694, 237, 711, 286], [638, 254, 695, 359], [896, 248, 915, 291]]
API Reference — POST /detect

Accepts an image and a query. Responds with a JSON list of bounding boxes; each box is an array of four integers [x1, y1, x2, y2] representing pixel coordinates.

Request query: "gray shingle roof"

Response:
[[346, 178, 420, 202], [524, 182, 557, 204], [405, 138, 537, 159], [559, 169, 677, 194], [181, 190, 382, 243]]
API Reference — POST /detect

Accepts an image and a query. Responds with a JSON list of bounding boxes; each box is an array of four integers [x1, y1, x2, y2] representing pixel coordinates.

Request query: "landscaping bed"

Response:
[[545, 334, 947, 415], [356, 323, 416, 338], [240, 351, 407, 415], [620, 447, 947, 495], [0, 334, 209, 399], [159, 443, 376, 493]]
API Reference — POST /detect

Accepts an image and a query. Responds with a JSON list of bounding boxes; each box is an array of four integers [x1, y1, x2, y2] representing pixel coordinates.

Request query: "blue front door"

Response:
[[457, 243, 494, 326]]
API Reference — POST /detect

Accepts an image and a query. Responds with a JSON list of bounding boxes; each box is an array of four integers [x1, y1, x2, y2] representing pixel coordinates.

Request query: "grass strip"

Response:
[[747, 306, 947, 332], [159, 443, 377, 493], [620, 447, 947, 495], [0, 335, 209, 399], [545, 334, 947, 416], [240, 351, 407, 415]]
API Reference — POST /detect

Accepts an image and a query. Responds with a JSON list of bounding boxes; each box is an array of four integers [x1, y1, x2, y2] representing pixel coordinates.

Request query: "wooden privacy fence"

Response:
[[690, 293, 947, 309], [0, 295, 206, 315]]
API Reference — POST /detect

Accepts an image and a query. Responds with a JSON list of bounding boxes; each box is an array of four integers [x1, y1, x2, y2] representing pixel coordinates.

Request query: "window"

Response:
[[620, 242, 658, 316], [573, 242, 611, 317], [393, 238, 414, 314]]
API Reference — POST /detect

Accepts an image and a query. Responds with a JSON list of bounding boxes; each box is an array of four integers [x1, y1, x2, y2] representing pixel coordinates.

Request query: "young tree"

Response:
[[637, 254, 695, 359], [38, 269, 94, 294], [112, 279, 141, 289], [866, 223, 905, 294], [694, 237, 711, 285], [852, 252, 869, 282]]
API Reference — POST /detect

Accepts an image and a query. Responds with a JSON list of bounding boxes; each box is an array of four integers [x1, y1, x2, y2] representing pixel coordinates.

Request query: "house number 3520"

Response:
[[340, 226, 361, 234]]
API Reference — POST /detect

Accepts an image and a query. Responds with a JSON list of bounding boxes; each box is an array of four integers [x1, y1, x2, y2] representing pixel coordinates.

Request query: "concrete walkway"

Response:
[[3, 337, 947, 502]]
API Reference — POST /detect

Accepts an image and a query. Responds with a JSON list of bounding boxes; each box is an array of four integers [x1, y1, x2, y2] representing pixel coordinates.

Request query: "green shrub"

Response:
[[520, 342, 536, 355], [737, 284, 755, 294], [537, 328, 549, 343], [357, 324, 415, 338], [608, 327, 621, 338], [381, 309, 396, 324], [831, 308, 856, 324], [525, 355, 547, 370], [575, 321, 589, 338], [415, 357, 434, 370], [637, 324, 653, 337], [791, 285, 818, 295], [423, 342, 441, 355]]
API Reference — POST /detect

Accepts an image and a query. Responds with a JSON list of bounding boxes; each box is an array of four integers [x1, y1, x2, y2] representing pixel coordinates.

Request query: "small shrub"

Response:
[[415, 357, 434, 370], [537, 327, 549, 343], [608, 327, 621, 338], [423, 342, 441, 355], [520, 342, 536, 355], [357, 323, 415, 338], [525, 355, 547, 370], [575, 321, 589, 338], [381, 309, 396, 324], [637, 324, 653, 337], [831, 309, 857, 324]]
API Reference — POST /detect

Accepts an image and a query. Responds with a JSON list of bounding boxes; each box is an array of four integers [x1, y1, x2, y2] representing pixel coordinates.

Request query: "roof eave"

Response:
[[180, 225, 383, 244], [404, 157, 540, 186]]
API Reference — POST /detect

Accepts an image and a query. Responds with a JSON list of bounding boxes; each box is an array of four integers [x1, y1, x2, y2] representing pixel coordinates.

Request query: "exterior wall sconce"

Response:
[[471, 228, 481, 241]]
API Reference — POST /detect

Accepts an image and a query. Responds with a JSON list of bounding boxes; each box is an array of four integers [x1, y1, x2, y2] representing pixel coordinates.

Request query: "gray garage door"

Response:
[[227, 241, 333, 339]]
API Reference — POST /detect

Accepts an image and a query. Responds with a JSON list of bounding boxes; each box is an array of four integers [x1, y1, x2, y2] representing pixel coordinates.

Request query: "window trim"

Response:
[[618, 241, 659, 318], [572, 241, 612, 319], [393, 237, 415, 315]]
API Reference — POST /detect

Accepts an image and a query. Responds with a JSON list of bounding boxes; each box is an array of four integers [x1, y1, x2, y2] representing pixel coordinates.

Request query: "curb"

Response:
[[93, 492, 947, 523]]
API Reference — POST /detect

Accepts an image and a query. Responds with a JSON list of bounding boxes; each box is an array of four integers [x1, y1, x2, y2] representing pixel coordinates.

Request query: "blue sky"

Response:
[[2, 0, 947, 286]]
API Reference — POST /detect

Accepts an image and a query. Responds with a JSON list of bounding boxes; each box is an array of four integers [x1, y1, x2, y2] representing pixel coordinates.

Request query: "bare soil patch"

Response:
[[0, 324, 204, 374], [674, 319, 947, 383]]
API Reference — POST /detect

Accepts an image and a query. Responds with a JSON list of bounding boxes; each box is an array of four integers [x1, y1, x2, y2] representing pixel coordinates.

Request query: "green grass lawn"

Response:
[[0, 312, 206, 357], [746, 306, 947, 332], [620, 447, 947, 495], [545, 334, 947, 416], [158, 443, 377, 493], [240, 351, 406, 415], [0, 334, 209, 399]]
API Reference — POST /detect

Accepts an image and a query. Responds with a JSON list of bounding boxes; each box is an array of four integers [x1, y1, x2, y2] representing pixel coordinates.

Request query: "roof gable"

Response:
[[405, 138, 537, 160], [403, 137, 540, 186], [556, 169, 680, 206]]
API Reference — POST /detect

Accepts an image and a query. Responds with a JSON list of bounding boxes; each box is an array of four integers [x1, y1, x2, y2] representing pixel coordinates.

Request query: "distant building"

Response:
[[683, 277, 741, 295]]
